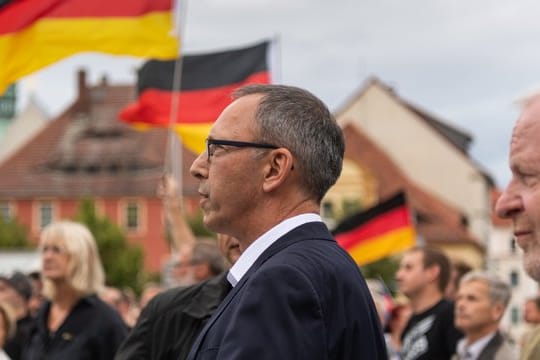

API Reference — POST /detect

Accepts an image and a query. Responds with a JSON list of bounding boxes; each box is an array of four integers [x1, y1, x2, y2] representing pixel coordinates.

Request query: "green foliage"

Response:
[[341, 198, 363, 219], [0, 216, 30, 248], [360, 256, 400, 294], [188, 210, 215, 238], [75, 198, 144, 294]]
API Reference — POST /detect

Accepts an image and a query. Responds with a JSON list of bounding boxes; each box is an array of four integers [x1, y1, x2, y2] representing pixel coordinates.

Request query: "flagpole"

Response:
[[271, 33, 282, 84], [165, 0, 189, 209]]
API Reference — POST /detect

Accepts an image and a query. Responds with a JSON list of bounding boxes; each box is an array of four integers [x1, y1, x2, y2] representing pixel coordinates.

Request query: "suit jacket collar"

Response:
[[183, 272, 231, 319], [187, 221, 334, 359], [477, 331, 503, 360]]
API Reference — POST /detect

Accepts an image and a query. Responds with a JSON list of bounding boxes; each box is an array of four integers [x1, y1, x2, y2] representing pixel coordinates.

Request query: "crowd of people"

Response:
[[1, 83, 540, 359]]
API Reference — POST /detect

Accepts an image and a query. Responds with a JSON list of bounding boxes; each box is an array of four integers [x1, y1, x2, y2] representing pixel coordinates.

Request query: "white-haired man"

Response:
[[496, 93, 540, 359]]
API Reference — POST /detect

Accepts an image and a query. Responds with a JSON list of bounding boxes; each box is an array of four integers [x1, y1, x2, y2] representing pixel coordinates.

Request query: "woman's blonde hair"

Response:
[[0, 301, 16, 342], [40, 220, 105, 299]]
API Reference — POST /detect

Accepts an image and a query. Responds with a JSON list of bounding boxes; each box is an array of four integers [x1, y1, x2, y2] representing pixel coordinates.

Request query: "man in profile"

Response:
[[187, 84, 386, 359], [495, 92, 540, 359], [453, 271, 517, 359], [396, 247, 462, 360]]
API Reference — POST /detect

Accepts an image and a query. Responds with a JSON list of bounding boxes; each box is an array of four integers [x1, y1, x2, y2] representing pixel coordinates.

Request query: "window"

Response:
[[510, 237, 517, 254], [125, 201, 139, 231], [510, 270, 519, 287], [39, 201, 53, 229], [511, 307, 520, 325], [0, 201, 11, 221]]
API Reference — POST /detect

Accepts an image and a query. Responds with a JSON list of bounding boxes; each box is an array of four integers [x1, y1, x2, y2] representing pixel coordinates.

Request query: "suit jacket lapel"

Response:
[[187, 222, 333, 359], [478, 331, 503, 360]]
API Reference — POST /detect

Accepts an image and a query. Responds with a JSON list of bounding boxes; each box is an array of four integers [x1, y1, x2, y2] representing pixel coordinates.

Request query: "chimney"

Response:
[[100, 74, 109, 87], [75, 69, 90, 112]]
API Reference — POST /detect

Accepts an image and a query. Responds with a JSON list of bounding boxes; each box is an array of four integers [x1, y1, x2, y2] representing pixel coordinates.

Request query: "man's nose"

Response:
[[495, 179, 523, 219], [190, 152, 208, 180]]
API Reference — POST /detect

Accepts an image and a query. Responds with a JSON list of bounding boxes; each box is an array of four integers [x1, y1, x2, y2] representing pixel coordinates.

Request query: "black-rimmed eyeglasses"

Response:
[[205, 138, 279, 161]]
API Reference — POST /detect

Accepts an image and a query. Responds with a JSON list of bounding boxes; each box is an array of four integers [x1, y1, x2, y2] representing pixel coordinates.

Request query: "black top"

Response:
[[4, 314, 35, 360], [23, 295, 128, 360], [115, 273, 230, 360], [400, 298, 463, 360]]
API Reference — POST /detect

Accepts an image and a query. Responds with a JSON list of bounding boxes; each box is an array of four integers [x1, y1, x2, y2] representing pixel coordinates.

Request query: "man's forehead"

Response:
[[210, 96, 260, 137], [402, 251, 422, 264]]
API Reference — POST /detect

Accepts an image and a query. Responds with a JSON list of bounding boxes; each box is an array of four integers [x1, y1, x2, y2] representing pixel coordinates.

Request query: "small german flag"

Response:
[[332, 192, 416, 266], [119, 41, 271, 154]]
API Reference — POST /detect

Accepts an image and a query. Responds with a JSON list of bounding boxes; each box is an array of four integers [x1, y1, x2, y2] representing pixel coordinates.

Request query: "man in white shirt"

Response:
[[453, 271, 518, 360], [186, 84, 386, 359]]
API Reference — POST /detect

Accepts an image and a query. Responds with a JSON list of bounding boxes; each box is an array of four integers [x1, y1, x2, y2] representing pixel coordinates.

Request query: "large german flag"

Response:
[[333, 192, 416, 266], [0, 0, 179, 94], [119, 41, 271, 154]]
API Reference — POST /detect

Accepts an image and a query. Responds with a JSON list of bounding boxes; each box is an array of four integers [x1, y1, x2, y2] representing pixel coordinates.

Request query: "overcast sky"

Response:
[[17, 0, 540, 188]]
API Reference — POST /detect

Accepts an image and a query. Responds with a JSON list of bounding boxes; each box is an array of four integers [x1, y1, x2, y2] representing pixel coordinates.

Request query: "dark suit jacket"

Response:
[[478, 331, 517, 360], [187, 221, 387, 360]]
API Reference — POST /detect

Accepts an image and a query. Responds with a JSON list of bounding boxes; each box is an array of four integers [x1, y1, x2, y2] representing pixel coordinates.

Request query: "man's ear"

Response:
[[262, 148, 294, 193], [426, 264, 441, 285]]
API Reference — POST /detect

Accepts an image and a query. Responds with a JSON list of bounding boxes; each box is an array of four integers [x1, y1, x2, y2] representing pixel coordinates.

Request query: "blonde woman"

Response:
[[23, 221, 128, 360], [0, 302, 16, 360]]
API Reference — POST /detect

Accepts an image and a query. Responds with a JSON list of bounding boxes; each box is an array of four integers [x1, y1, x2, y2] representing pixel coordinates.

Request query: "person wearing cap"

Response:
[[0, 272, 34, 360]]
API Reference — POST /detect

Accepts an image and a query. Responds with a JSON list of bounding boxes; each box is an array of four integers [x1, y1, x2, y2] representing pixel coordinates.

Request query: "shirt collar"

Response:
[[227, 213, 322, 287], [457, 332, 496, 360]]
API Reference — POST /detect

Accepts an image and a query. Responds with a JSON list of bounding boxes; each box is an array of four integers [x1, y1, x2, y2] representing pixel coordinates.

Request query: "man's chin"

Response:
[[524, 251, 540, 282]]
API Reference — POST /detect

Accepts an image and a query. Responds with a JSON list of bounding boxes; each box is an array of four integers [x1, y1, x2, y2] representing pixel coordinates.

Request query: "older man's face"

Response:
[[190, 94, 267, 240], [496, 99, 540, 282], [454, 280, 502, 334]]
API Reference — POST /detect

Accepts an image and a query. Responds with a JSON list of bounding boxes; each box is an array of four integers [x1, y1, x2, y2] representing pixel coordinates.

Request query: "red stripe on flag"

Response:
[[335, 206, 411, 250], [120, 71, 270, 126], [0, 0, 172, 34]]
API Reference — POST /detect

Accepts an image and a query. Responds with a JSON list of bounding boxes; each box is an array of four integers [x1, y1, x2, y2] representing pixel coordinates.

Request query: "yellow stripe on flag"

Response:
[[347, 227, 416, 266], [173, 124, 212, 154], [0, 11, 178, 93]]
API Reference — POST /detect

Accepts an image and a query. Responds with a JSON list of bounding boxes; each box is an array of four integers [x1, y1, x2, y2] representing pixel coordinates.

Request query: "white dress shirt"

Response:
[[227, 213, 322, 287]]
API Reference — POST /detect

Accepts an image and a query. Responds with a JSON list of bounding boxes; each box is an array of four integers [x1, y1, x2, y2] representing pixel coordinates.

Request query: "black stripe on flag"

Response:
[[137, 40, 269, 94]]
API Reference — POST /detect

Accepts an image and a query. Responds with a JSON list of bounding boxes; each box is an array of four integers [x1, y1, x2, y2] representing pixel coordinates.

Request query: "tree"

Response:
[[75, 198, 145, 293], [360, 257, 400, 294], [0, 216, 30, 248]]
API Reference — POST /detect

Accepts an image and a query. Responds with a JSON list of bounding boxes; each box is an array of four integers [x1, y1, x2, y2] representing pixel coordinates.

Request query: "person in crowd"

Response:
[[186, 84, 386, 359], [495, 91, 540, 359], [158, 175, 199, 288], [138, 282, 162, 310], [168, 240, 228, 288], [0, 272, 34, 360], [396, 246, 463, 360], [0, 302, 16, 360], [522, 297, 540, 349], [453, 271, 518, 359], [26, 272, 44, 318], [115, 234, 238, 360], [524, 297, 540, 325], [385, 301, 412, 360], [23, 220, 128, 359], [100, 286, 138, 329], [367, 279, 411, 359], [445, 260, 473, 300]]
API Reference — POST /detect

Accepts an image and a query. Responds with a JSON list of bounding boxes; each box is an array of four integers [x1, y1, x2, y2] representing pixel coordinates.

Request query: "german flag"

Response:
[[0, 0, 179, 94], [119, 41, 271, 154], [332, 192, 416, 266]]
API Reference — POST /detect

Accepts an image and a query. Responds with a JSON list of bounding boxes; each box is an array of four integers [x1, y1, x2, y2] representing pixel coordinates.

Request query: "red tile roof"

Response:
[[0, 71, 199, 198]]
